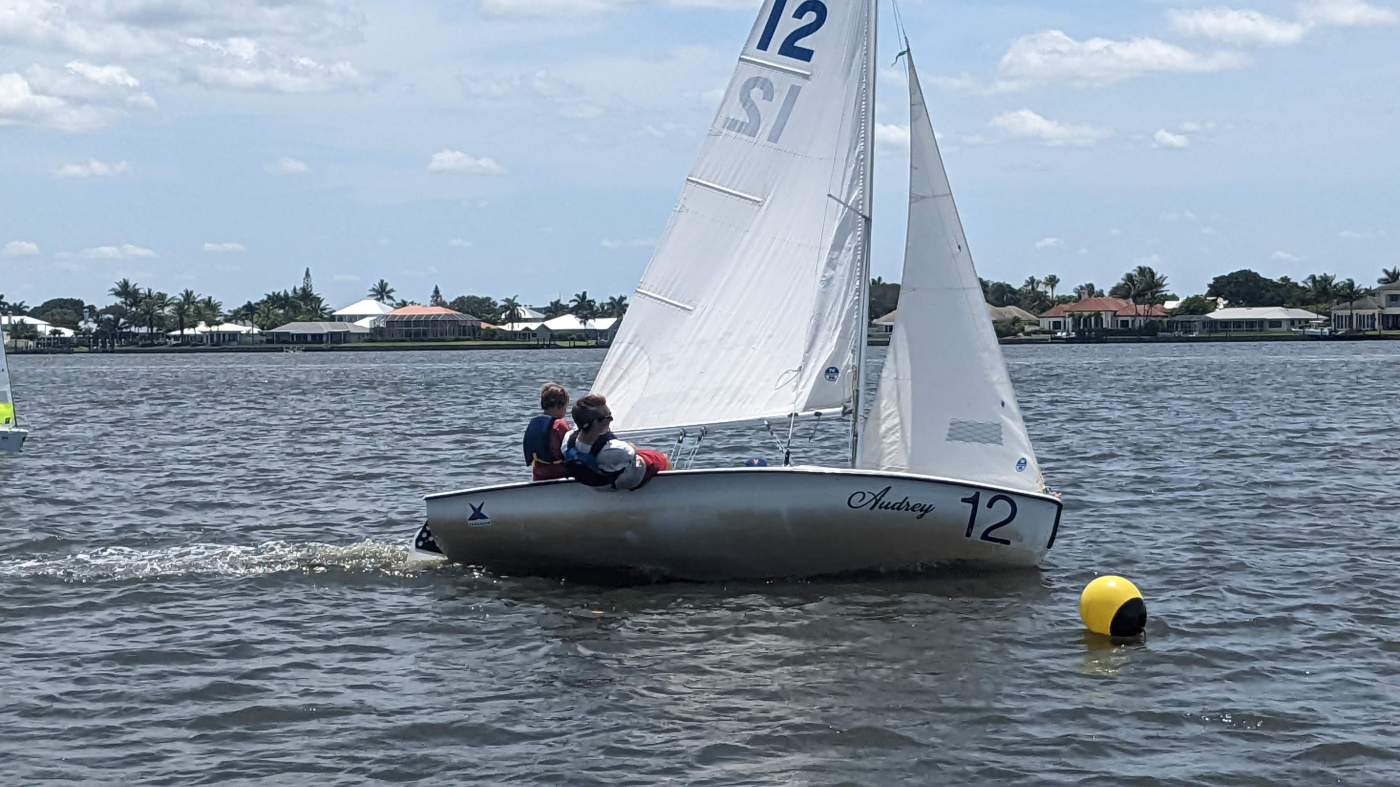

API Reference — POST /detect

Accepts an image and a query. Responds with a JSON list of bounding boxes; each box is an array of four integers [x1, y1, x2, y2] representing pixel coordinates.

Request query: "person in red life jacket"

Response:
[[561, 394, 670, 490], [523, 383, 573, 481]]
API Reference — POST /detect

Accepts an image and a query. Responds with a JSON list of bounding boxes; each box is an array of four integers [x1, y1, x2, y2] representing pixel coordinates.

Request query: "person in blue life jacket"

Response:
[[561, 394, 671, 490], [523, 383, 572, 481]]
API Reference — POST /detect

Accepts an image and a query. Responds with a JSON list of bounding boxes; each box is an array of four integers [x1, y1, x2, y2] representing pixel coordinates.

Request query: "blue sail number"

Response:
[[756, 0, 828, 63]]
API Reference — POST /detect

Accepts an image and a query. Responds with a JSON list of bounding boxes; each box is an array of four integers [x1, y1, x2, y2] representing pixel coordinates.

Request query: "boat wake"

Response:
[[0, 539, 448, 583]]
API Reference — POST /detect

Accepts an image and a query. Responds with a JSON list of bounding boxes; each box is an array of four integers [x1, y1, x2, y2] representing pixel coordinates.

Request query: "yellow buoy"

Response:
[[1079, 575, 1146, 637]]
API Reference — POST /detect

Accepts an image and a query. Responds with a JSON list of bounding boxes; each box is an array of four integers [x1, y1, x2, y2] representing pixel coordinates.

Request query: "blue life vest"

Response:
[[563, 431, 624, 488], [523, 414, 561, 466]]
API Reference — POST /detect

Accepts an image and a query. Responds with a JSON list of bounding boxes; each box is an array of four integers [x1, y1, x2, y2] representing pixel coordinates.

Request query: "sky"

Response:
[[2, 0, 1398, 311]]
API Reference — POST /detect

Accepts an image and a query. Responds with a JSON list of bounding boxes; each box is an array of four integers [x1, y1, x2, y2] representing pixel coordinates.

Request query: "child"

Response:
[[523, 383, 572, 481]]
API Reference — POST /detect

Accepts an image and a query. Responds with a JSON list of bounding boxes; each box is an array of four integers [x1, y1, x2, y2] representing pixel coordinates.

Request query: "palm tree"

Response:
[[172, 289, 199, 342], [1043, 274, 1060, 299], [500, 295, 522, 329], [1131, 266, 1169, 304], [544, 298, 568, 318], [1334, 278, 1361, 331], [604, 294, 629, 318], [369, 279, 395, 303], [109, 278, 141, 311], [254, 301, 282, 331], [1074, 282, 1101, 300], [137, 289, 169, 340], [1305, 273, 1336, 306], [1379, 267, 1400, 285], [1022, 275, 1042, 294]]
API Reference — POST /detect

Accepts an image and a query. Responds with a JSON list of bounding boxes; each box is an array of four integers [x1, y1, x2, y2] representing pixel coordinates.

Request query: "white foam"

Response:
[[0, 539, 446, 583]]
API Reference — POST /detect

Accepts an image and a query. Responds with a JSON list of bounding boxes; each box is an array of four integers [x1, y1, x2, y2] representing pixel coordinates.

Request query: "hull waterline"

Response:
[[0, 429, 26, 454], [421, 467, 1062, 581]]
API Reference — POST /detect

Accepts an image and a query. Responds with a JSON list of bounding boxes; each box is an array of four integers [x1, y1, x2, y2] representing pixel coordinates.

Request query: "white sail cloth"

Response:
[[857, 57, 1044, 494], [0, 324, 14, 427], [591, 0, 873, 433]]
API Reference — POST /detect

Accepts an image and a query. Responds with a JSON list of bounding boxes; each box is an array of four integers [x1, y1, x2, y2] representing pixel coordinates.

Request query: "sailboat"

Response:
[[0, 322, 28, 454], [416, 0, 1062, 579]]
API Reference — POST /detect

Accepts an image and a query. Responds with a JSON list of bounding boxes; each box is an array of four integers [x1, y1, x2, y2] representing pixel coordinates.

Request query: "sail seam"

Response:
[[737, 55, 812, 79], [634, 288, 696, 312], [685, 176, 764, 205]]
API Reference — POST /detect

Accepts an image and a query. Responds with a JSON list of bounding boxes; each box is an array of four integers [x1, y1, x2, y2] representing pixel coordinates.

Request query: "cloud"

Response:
[[448, 238, 473, 248], [990, 109, 1111, 146], [1153, 128, 1191, 148], [184, 37, 359, 93], [478, 0, 637, 16], [1300, 0, 1398, 27], [428, 149, 506, 175], [202, 242, 245, 253], [80, 243, 156, 259], [994, 30, 1248, 89], [64, 61, 139, 88], [0, 0, 164, 58], [601, 238, 654, 249], [1035, 237, 1064, 250], [1, 240, 40, 257], [1168, 8, 1307, 46], [1339, 228, 1386, 239], [53, 158, 131, 178], [331, 273, 361, 283], [1271, 250, 1301, 261], [268, 157, 308, 175], [875, 122, 910, 148]]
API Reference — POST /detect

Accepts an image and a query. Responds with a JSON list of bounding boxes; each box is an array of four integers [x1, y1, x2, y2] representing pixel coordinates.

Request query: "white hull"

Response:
[[0, 428, 27, 454], [421, 467, 1062, 580]]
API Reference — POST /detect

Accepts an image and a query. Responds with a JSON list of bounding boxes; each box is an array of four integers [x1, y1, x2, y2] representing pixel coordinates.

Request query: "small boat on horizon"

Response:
[[415, 0, 1062, 580]]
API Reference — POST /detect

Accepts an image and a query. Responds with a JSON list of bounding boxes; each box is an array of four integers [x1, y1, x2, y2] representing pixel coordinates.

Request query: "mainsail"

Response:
[[591, 0, 874, 433], [0, 323, 15, 428], [857, 55, 1044, 493]]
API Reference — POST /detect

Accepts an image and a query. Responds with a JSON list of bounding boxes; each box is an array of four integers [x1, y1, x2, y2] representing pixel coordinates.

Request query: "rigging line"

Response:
[[763, 420, 788, 460], [683, 428, 707, 469], [889, 0, 910, 53], [783, 412, 798, 466], [667, 429, 688, 465]]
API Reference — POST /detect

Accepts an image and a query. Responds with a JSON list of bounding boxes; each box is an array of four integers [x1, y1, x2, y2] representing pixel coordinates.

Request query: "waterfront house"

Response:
[[268, 321, 370, 345], [1331, 282, 1400, 331], [382, 305, 482, 340], [1198, 307, 1322, 334], [166, 321, 261, 346], [874, 304, 1040, 335], [1, 314, 76, 339], [1037, 297, 1169, 333], [534, 314, 618, 342], [333, 299, 396, 323]]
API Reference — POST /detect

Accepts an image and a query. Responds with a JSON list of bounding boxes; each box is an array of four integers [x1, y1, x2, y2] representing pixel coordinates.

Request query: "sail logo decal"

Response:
[[824, 366, 841, 382], [847, 486, 935, 520], [1016, 457, 1028, 472], [467, 502, 492, 528]]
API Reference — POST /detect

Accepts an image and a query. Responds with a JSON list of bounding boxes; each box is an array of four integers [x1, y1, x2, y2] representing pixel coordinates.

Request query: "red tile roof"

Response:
[[388, 305, 466, 317], [1039, 297, 1168, 318], [1040, 297, 1132, 317]]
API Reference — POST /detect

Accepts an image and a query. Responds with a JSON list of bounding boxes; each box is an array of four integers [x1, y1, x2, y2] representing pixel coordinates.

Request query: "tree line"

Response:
[[5, 264, 1396, 343], [0, 270, 632, 342]]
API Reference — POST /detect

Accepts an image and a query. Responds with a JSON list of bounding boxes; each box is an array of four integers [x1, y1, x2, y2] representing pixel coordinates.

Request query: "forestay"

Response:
[[857, 56, 1044, 494], [591, 0, 874, 433], [0, 324, 15, 427]]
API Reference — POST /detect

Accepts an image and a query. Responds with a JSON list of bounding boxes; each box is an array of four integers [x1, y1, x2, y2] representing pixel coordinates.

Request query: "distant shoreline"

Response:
[[11, 332, 1400, 356]]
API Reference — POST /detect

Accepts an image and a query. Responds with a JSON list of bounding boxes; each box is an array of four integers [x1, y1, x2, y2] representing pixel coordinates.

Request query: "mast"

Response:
[[849, 0, 878, 466]]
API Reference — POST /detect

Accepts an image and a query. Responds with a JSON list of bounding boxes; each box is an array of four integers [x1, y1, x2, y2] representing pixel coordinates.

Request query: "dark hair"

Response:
[[571, 393, 608, 428], [540, 383, 569, 411]]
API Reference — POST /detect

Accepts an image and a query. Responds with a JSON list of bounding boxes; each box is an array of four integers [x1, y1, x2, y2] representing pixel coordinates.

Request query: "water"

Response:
[[2, 344, 1397, 784]]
